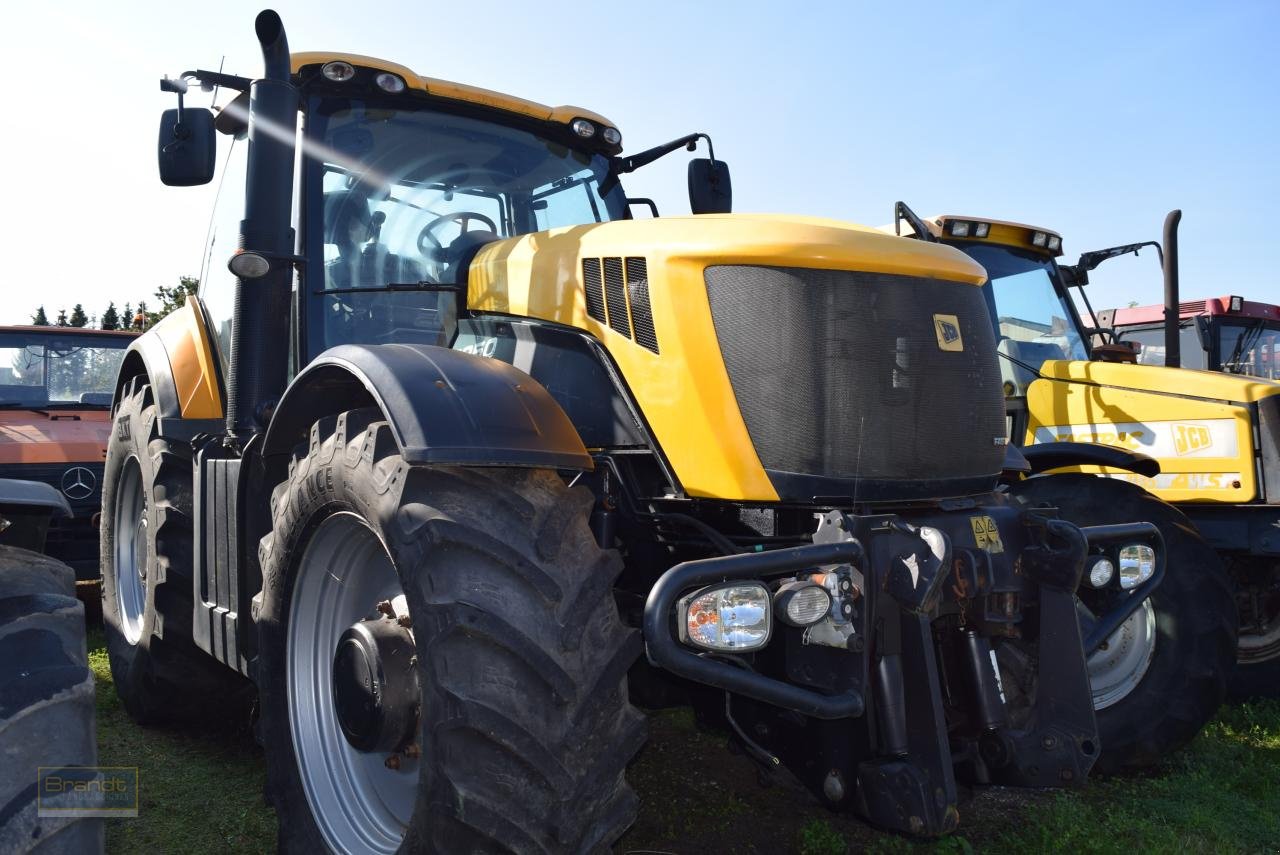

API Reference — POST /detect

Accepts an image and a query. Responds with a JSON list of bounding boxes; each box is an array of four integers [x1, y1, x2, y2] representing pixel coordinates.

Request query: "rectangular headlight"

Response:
[[1118, 544, 1156, 589], [678, 583, 771, 652]]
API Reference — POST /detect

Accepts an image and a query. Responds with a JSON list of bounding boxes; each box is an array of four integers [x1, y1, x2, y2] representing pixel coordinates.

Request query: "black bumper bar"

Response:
[[642, 541, 866, 720], [1079, 521, 1166, 653]]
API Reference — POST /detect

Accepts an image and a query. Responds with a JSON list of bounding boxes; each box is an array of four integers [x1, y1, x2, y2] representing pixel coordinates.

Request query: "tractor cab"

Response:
[[1101, 297, 1280, 380]]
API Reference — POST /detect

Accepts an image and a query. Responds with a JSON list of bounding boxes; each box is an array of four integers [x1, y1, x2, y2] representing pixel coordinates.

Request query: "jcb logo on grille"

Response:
[[933, 314, 963, 352], [1173, 423, 1213, 456], [970, 515, 1004, 554]]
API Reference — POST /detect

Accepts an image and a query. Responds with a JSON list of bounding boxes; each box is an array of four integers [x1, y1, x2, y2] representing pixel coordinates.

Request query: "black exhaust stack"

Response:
[[1162, 209, 1182, 369], [225, 9, 299, 439]]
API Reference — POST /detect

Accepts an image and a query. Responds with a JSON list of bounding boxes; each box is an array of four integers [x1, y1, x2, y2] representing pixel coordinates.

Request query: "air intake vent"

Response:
[[582, 258, 606, 324], [1178, 300, 1208, 314], [580, 257, 659, 353]]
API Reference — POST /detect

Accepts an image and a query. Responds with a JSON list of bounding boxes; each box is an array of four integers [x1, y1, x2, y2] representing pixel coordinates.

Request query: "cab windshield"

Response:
[[0, 331, 130, 408], [1219, 320, 1280, 379], [304, 97, 627, 353], [951, 243, 1090, 396]]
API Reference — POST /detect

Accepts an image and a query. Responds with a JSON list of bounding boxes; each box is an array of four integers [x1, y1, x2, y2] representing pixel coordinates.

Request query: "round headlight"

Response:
[[375, 72, 405, 93], [571, 119, 596, 139], [229, 251, 270, 279], [322, 61, 356, 82], [774, 582, 832, 627], [601, 127, 622, 146], [1087, 557, 1115, 588]]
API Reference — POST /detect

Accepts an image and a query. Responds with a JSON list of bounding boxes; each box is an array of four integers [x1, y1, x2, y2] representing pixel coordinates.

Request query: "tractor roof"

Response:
[[291, 52, 617, 131]]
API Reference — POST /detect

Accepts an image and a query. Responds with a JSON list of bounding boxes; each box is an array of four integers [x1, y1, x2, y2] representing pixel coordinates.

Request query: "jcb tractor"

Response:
[[103, 11, 1164, 849], [892, 203, 1266, 762]]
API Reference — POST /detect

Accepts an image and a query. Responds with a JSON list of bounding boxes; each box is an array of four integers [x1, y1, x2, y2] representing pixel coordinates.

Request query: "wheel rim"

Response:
[[1086, 599, 1157, 710], [287, 512, 415, 854], [1237, 592, 1280, 664], [112, 456, 147, 645]]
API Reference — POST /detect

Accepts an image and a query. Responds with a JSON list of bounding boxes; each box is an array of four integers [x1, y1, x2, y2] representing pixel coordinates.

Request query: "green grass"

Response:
[[88, 629, 275, 852], [87, 630, 1280, 853]]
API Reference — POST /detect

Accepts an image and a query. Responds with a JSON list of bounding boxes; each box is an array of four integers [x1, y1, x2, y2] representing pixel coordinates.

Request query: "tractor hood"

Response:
[[0, 410, 111, 465], [1038, 359, 1280, 405], [467, 214, 1004, 503]]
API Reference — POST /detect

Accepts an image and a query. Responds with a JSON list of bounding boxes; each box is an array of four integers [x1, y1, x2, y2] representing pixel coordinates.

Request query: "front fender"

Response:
[[1021, 441, 1161, 478], [262, 344, 593, 470]]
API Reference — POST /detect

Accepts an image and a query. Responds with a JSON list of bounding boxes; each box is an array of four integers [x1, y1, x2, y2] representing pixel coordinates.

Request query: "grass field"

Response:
[[88, 630, 1280, 853]]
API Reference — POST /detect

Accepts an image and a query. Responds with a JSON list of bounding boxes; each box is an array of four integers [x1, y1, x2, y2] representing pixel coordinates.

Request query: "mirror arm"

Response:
[[159, 77, 190, 150], [600, 132, 717, 196], [893, 201, 938, 243]]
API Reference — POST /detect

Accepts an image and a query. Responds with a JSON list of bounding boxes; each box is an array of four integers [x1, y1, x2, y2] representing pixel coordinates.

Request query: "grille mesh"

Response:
[[603, 257, 631, 338], [705, 265, 1006, 494], [582, 258, 606, 324], [625, 257, 659, 353]]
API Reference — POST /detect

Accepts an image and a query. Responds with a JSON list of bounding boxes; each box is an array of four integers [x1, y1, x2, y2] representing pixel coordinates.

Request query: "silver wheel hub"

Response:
[[1086, 598, 1157, 710], [112, 457, 147, 645], [287, 512, 415, 854]]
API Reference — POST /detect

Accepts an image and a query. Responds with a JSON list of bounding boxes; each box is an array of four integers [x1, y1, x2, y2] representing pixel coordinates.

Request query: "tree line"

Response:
[[29, 277, 199, 331]]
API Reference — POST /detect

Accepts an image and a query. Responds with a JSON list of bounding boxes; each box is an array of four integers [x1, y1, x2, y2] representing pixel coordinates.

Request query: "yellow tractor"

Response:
[[892, 203, 1272, 766], [101, 11, 1166, 847]]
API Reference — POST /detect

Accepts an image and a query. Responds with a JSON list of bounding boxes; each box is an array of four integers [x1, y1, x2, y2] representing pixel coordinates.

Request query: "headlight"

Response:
[[1118, 544, 1156, 589], [228, 251, 270, 279], [571, 118, 596, 139], [774, 582, 832, 627], [1086, 556, 1115, 588], [322, 61, 356, 82], [375, 72, 406, 93], [678, 583, 771, 652]]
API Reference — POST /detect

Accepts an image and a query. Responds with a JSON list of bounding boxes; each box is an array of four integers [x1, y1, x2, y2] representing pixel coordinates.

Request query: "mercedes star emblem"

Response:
[[61, 466, 97, 501]]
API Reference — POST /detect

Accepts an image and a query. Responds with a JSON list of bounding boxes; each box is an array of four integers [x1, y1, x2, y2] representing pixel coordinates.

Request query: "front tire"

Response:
[[1010, 473, 1236, 773], [99, 380, 249, 724], [256, 409, 645, 853]]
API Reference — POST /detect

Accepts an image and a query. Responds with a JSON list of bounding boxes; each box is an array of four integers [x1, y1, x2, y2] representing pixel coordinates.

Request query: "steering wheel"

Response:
[[416, 211, 499, 257]]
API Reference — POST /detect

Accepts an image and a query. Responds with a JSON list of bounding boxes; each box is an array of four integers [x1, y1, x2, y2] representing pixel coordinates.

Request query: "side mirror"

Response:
[[158, 107, 216, 186], [688, 158, 732, 215]]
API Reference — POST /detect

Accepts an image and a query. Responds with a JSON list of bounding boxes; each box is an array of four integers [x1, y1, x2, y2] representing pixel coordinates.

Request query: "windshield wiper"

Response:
[[315, 281, 463, 296], [996, 350, 1046, 379], [1223, 320, 1267, 373], [0, 402, 51, 415]]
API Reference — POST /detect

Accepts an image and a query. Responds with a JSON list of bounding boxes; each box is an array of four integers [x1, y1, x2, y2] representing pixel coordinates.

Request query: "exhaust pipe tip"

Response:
[[255, 9, 284, 47], [254, 9, 290, 81]]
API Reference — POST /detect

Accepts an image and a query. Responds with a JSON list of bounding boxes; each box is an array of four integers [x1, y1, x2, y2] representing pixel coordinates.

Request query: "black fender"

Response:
[[1021, 441, 1161, 478], [262, 344, 593, 470]]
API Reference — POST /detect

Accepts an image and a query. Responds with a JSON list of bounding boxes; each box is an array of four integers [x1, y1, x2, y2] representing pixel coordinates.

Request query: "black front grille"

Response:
[[0, 462, 104, 515], [705, 265, 1006, 501]]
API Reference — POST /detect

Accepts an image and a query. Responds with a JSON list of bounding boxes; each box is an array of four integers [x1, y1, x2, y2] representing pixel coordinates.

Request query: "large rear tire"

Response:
[[1010, 473, 1236, 773], [99, 380, 250, 724], [256, 409, 645, 854], [0, 546, 102, 854]]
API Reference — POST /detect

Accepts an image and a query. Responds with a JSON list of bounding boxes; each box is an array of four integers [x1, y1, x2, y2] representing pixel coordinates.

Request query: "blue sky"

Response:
[[3, 0, 1274, 323]]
